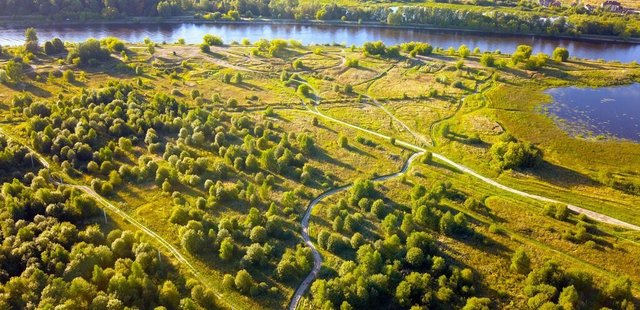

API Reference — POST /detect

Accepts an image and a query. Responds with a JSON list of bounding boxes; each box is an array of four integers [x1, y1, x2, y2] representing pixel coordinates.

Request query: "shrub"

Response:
[[480, 53, 495, 67], [63, 70, 75, 82], [203, 34, 223, 46], [292, 59, 303, 70], [490, 141, 542, 170], [510, 248, 531, 274], [75, 38, 110, 65], [338, 135, 348, 148], [552, 47, 569, 62], [200, 43, 210, 53]]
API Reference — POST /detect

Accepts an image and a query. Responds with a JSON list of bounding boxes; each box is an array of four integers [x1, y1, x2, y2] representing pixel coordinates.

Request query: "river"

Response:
[[1, 22, 639, 62]]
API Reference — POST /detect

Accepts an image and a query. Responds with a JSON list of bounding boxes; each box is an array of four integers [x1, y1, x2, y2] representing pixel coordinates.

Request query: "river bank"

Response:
[[3, 16, 640, 45]]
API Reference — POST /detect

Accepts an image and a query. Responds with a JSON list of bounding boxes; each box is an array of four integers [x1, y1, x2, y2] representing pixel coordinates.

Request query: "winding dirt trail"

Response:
[[288, 152, 424, 310]]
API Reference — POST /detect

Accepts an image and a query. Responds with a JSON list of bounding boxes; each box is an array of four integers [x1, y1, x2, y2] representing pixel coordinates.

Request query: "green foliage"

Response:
[[63, 69, 75, 82], [512, 45, 533, 64], [203, 34, 224, 46], [510, 248, 531, 274], [552, 47, 570, 62], [44, 37, 65, 55], [458, 44, 471, 58], [234, 269, 253, 294], [401, 42, 433, 57], [345, 58, 359, 68], [3, 60, 24, 83], [73, 38, 111, 65], [200, 43, 210, 53], [490, 140, 543, 170], [24, 27, 39, 53], [480, 53, 495, 67]]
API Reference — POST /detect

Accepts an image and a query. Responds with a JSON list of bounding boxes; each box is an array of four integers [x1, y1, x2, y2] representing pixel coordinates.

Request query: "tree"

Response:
[[510, 247, 531, 274], [605, 276, 632, 301], [4, 60, 23, 82], [338, 135, 348, 148], [480, 53, 495, 67], [458, 44, 471, 58], [234, 270, 253, 294], [75, 39, 110, 65], [552, 47, 569, 62], [159, 280, 181, 309], [462, 297, 491, 310], [203, 34, 223, 46], [558, 285, 579, 310], [512, 45, 533, 64], [387, 11, 402, 25], [490, 141, 542, 170], [219, 237, 234, 260], [406, 247, 425, 267], [25, 27, 39, 53]]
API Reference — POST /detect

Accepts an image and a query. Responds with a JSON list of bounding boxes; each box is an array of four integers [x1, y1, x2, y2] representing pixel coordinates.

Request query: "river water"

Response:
[[1, 23, 639, 62], [545, 84, 640, 142]]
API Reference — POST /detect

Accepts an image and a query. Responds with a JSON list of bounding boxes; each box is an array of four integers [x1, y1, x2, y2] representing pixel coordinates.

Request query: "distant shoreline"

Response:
[[2, 16, 640, 45]]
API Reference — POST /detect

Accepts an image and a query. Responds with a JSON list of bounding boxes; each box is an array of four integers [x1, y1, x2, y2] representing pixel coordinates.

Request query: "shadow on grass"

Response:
[[530, 161, 600, 188]]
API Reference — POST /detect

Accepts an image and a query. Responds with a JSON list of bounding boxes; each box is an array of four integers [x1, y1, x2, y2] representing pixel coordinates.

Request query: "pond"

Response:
[[544, 83, 640, 142], [1, 22, 639, 62]]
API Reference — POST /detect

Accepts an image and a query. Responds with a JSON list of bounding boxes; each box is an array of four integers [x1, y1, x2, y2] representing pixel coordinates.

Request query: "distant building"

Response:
[[601, 0, 623, 11]]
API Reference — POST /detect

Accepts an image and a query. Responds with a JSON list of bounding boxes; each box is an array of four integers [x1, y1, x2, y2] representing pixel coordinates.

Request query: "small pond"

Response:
[[544, 83, 640, 142]]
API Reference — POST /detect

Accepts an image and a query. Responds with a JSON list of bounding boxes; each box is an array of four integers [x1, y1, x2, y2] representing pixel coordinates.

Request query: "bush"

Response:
[[102, 37, 125, 53], [63, 70, 75, 82], [490, 141, 542, 170], [75, 38, 110, 65], [203, 34, 223, 46], [480, 53, 495, 67], [338, 135, 348, 148], [200, 43, 210, 53], [552, 47, 569, 62], [345, 58, 359, 68], [235, 270, 253, 294], [510, 248, 531, 274]]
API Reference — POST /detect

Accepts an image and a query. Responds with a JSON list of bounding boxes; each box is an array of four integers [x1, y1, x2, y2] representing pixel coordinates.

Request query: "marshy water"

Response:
[[544, 84, 640, 142]]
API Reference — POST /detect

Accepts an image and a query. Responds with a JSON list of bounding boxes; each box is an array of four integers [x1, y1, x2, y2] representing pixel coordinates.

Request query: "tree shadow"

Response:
[[314, 146, 355, 171], [529, 161, 600, 188], [4, 82, 52, 98]]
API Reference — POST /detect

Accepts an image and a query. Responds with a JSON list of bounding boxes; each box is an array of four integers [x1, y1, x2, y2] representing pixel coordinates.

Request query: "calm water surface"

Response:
[[1, 23, 639, 62], [545, 84, 640, 142]]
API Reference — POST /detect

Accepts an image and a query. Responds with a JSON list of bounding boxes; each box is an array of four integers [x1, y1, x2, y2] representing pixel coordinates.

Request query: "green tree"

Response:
[[234, 270, 253, 294], [458, 44, 471, 58], [510, 247, 531, 274], [159, 280, 181, 309], [558, 285, 579, 310], [4, 60, 23, 82], [24, 27, 39, 53], [480, 53, 495, 67], [552, 47, 569, 62], [219, 237, 234, 260]]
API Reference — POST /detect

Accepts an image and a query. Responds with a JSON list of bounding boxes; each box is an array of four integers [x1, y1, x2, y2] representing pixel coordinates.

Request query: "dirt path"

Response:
[[288, 152, 423, 310]]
